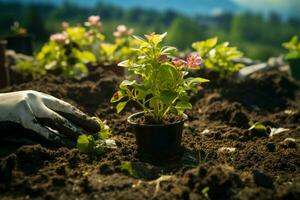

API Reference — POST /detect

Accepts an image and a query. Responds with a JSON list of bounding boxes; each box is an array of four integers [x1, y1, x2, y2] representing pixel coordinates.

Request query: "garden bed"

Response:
[[0, 66, 299, 200]]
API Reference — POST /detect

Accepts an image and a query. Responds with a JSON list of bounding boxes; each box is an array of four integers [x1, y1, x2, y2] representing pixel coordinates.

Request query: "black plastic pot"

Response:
[[287, 58, 300, 80], [128, 112, 188, 157], [5, 35, 33, 55]]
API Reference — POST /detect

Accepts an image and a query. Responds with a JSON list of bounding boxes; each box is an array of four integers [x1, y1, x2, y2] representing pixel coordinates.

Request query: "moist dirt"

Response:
[[0, 66, 299, 200]]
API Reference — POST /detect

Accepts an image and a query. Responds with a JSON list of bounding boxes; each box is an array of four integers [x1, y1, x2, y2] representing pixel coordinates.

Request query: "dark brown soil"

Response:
[[0, 66, 299, 200]]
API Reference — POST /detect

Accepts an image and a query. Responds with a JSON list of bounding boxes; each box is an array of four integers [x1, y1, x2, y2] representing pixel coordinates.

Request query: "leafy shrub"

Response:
[[192, 37, 244, 77], [282, 35, 300, 60], [100, 25, 136, 63], [111, 32, 209, 122], [15, 17, 137, 79]]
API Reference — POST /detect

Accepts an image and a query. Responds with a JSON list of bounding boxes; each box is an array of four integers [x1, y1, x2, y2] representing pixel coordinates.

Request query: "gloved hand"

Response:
[[0, 90, 100, 147]]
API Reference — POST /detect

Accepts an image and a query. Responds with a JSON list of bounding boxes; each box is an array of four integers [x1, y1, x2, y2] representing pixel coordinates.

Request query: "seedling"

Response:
[[248, 120, 267, 133], [282, 35, 300, 80], [77, 119, 116, 155], [192, 37, 244, 77], [111, 32, 209, 122], [120, 161, 138, 178]]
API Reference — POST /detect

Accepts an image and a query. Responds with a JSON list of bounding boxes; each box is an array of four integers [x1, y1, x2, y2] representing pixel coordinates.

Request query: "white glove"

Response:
[[0, 90, 100, 147]]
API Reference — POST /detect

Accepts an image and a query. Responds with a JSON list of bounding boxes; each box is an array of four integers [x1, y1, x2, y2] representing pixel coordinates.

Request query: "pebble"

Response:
[[218, 147, 236, 153]]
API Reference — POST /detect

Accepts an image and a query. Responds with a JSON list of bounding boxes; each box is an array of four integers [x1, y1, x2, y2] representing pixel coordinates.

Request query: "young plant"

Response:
[[111, 32, 209, 122], [282, 35, 300, 60], [77, 119, 116, 155], [192, 37, 244, 77]]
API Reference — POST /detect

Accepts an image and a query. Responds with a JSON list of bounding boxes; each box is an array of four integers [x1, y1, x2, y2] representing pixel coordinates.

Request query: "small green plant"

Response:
[[282, 35, 300, 60], [76, 119, 116, 155], [120, 161, 138, 177], [248, 120, 267, 133], [111, 32, 209, 122], [192, 37, 244, 77]]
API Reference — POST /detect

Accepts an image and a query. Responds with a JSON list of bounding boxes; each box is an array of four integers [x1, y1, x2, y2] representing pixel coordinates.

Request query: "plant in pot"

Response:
[[282, 35, 300, 80], [111, 32, 209, 157], [6, 21, 33, 55]]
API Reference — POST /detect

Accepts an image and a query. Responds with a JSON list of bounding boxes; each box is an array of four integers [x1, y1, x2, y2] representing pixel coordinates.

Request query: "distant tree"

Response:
[[167, 17, 205, 50], [230, 13, 264, 42]]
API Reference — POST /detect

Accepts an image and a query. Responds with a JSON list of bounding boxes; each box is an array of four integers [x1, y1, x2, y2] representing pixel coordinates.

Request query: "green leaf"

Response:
[[175, 101, 192, 111], [116, 101, 128, 113], [248, 122, 267, 132], [118, 60, 131, 67], [160, 90, 177, 104], [111, 90, 126, 103], [77, 134, 95, 153], [120, 161, 138, 178], [186, 77, 210, 84], [80, 51, 96, 63], [98, 121, 112, 140], [132, 35, 147, 43], [120, 80, 136, 89], [101, 43, 118, 55], [161, 46, 177, 54]]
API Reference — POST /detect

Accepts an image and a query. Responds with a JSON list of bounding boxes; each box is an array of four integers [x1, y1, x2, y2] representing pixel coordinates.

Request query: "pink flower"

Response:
[[159, 54, 168, 62], [113, 31, 122, 38], [50, 33, 67, 44], [88, 15, 100, 26], [186, 54, 202, 69], [172, 57, 187, 68], [117, 25, 127, 33], [113, 25, 134, 38], [61, 21, 69, 29]]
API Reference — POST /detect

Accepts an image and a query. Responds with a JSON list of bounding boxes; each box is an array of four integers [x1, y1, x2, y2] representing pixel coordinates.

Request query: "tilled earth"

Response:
[[0, 66, 299, 200]]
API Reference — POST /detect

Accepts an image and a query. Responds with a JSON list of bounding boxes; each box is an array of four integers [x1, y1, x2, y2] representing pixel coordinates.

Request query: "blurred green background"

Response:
[[0, 0, 299, 60]]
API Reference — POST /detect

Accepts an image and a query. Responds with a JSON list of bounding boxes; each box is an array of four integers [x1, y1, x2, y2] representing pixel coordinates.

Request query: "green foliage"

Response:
[[77, 118, 116, 155], [111, 32, 209, 122], [248, 120, 267, 133], [192, 37, 244, 77], [120, 161, 138, 178], [167, 17, 205, 50], [282, 36, 300, 60]]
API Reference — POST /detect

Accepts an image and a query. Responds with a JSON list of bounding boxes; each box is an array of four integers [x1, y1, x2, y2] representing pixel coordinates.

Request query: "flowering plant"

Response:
[[192, 37, 244, 77], [30, 16, 106, 79], [111, 32, 209, 122], [100, 24, 136, 63]]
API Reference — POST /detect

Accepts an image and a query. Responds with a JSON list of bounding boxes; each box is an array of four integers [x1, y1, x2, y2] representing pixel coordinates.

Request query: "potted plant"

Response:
[[111, 32, 209, 157], [5, 21, 33, 55], [282, 35, 300, 80]]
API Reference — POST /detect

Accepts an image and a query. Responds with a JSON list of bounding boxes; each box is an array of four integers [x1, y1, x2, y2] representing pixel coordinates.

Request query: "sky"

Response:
[[1, 0, 299, 19]]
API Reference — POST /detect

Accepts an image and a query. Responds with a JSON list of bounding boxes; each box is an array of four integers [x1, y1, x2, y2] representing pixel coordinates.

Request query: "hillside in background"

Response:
[[0, 0, 299, 60]]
